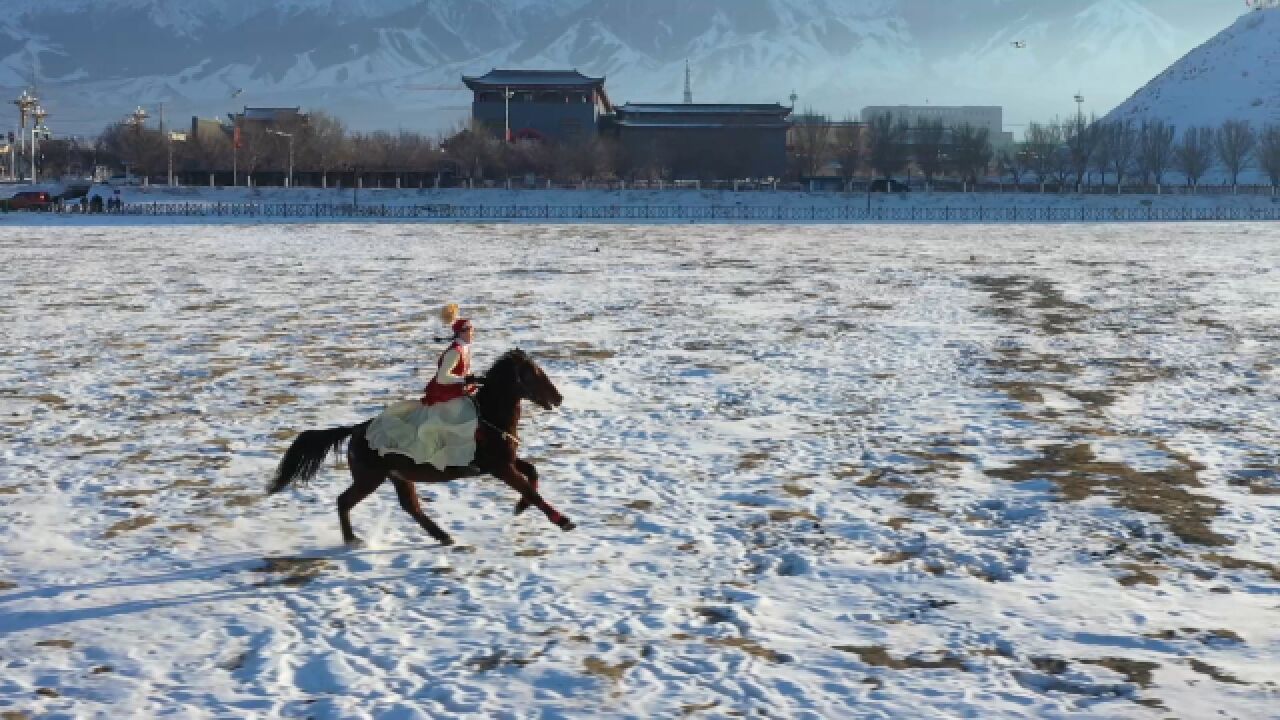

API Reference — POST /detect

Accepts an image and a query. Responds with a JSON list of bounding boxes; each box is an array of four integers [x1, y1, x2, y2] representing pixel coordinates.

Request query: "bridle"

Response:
[[472, 362, 543, 448]]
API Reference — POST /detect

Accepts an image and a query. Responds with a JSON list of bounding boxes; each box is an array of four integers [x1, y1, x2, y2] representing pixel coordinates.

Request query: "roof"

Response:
[[462, 69, 605, 90], [237, 107, 303, 121], [616, 103, 791, 116], [613, 103, 792, 129]]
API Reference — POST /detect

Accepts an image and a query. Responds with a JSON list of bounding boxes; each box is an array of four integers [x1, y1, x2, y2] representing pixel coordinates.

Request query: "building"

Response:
[[612, 103, 792, 180], [860, 105, 1014, 150], [462, 69, 612, 143], [227, 106, 308, 128]]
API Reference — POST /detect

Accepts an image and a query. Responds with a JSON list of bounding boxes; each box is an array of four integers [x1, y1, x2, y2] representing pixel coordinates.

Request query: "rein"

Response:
[[471, 369, 530, 448]]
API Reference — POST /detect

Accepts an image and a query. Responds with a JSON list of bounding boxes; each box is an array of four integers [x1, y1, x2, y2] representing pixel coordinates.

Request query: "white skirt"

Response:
[[365, 396, 478, 470]]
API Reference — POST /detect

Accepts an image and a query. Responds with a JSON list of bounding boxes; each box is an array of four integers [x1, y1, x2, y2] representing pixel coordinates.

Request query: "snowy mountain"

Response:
[[0, 0, 1248, 136], [1106, 7, 1280, 131]]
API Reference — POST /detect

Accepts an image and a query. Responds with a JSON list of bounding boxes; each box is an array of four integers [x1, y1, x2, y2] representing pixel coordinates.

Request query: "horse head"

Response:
[[488, 348, 562, 411]]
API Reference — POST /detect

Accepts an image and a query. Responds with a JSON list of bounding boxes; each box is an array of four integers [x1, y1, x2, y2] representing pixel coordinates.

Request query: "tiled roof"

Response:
[[462, 69, 605, 88]]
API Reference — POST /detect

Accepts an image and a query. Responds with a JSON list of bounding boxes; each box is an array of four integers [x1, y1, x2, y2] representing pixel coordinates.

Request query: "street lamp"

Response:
[[503, 87, 515, 143], [168, 131, 187, 186], [13, 91, 36, 181], [267, 129, 294, 187], [32, 105, 47, 182], [1073, 93, 1084, 124]]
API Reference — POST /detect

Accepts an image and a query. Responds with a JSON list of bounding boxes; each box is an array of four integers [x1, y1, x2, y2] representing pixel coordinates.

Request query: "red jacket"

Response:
[[422, 341, 472, 406]]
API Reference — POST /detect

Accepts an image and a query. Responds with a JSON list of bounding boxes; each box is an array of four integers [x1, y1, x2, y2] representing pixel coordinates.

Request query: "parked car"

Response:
[[869, 178, 911, 193], [4, 190, 52, 211]]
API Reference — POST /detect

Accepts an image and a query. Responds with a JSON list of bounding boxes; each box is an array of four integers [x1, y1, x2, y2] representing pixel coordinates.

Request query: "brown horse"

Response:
[[268, 348, 574, 546]]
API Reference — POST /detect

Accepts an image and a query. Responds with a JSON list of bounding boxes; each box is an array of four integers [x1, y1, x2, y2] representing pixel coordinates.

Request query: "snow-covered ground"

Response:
[[1, 223, 1278, 718]]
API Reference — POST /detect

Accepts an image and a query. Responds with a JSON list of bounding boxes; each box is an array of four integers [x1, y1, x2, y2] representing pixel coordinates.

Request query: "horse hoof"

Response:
[[558, 517, 576, 532], [345, 536, 366, 549], [437, 534, 456, 547], [513, 500, 531, 516]]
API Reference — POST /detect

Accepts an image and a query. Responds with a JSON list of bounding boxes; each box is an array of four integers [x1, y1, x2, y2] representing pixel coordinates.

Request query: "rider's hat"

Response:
[[441, 303, 472, 335]]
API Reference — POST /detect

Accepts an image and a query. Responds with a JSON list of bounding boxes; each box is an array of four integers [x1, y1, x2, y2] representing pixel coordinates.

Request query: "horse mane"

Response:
[[485, 347, 533, 382]]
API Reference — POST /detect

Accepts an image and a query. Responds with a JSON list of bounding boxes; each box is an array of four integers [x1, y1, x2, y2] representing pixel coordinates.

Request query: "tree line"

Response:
[[1002, 116, 1280, 191], [29, 109, 1280, 189]]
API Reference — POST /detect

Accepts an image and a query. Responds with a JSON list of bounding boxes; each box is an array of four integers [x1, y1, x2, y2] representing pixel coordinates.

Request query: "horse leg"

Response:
[[390, 474, 455, 546], [498, 463, 574, 531], [335, 466, 384, 543], [512, 459, 538, 516]]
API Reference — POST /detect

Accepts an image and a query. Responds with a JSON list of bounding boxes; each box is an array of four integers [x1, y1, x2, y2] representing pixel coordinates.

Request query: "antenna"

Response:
[[683, 59, 693, 104]]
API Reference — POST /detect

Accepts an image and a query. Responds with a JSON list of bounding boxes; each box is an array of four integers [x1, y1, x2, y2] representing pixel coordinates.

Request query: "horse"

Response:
[[268, 348, 575, 547]]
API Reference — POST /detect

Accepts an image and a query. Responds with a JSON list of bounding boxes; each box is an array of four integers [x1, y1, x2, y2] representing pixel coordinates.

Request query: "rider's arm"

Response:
[[434, 347, 465, 385]]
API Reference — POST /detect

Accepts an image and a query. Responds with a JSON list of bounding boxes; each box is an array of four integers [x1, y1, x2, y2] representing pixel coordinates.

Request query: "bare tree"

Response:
[[950, 123, 992, 187], [299, 111, 348, 188], [1023, 121, 1062, 185], [1136, 119, 1175, 190], [791, 108, 831, 178], [830, 117, 863, 190], [189, 127, 232, 185], [1099, 120, 1138, 193], [911, 117, 946, 189], [1215, 120, 1257, 188], [1259, 124, 1280, 193], [867, 112, 910, 180], [997, 146, 1029, 186], [1090, 126, 1113, 189], [1172, 126, 1215, 190], [1064, 114, 1100, 190]]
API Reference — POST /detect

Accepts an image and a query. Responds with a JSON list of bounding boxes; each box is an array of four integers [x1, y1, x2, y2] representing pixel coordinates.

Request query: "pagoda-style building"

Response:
[[462, 69, 612, 143]]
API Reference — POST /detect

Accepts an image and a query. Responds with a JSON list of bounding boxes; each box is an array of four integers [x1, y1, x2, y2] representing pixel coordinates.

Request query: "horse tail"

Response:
[[268, 425, 356, 494]]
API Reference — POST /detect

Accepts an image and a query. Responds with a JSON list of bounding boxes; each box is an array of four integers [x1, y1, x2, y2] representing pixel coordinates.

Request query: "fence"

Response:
[[108, 202, 1280, 223]]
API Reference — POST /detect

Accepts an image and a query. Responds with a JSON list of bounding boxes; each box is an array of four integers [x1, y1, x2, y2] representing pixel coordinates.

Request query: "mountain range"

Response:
[[0, 0, 1249, 137]]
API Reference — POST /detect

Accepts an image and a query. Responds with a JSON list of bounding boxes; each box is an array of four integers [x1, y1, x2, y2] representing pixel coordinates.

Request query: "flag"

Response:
[[233, 125, 242, 149]]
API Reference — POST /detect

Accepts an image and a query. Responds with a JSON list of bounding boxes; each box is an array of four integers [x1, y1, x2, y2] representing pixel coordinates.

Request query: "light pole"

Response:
[[1073, 93, 1084, 125], [267, 129, 294, 187], [503, 87, 514, 143], [32, 105, 47, 182], [168, 131, 187, 186], [13, 90, 35, 182], [127, 106, 149, 183]]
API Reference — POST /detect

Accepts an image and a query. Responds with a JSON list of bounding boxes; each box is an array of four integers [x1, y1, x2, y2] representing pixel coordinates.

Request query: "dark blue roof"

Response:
[[462, 69, 605, 89], [616, 103, 791, 115]]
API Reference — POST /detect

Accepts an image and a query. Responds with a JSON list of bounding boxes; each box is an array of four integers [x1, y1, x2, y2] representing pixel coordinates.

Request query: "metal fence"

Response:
[[113, 202, 1280, 223]]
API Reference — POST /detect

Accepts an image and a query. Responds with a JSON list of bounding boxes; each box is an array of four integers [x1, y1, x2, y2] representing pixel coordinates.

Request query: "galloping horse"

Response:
[[269, 349, 575, 546]]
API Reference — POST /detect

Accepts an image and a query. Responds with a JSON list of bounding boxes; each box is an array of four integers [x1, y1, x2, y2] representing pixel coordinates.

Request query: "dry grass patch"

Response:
[[781, 482, 812, 498], [768, 509, 818, 523], [583, 656, 636, 681], [1188, 659, 1247, 685], [1202, 553, 1280, 582], [1079, 657, 1159, 688], [832, 644, 967, 671], [708, 637, 788, 663], [34, 639, 74, 649], [252, 556, 333, 587], [103, 516, 156, 538], [986, 443, 1227, 546]]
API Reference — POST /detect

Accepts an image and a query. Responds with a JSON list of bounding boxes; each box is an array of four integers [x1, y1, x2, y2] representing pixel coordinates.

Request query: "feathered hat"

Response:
[[441, 303, 472, 335]]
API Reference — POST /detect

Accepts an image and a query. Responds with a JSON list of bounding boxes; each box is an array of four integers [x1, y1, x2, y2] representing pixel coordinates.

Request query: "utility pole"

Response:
[[268, 129, 293, 187], [683, 59, 693, 104], [32, 105, 46, 183], [503, 87, 514, 143]]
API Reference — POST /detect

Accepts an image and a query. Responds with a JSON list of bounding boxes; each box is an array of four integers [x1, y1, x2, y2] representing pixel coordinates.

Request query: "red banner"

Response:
[[233, 125, 242, 149]]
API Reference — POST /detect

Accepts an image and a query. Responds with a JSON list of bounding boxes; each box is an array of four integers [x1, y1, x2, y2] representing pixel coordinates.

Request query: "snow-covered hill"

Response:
[[0, 0, 1248, 135], [1106, 8, 1280, 131]]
